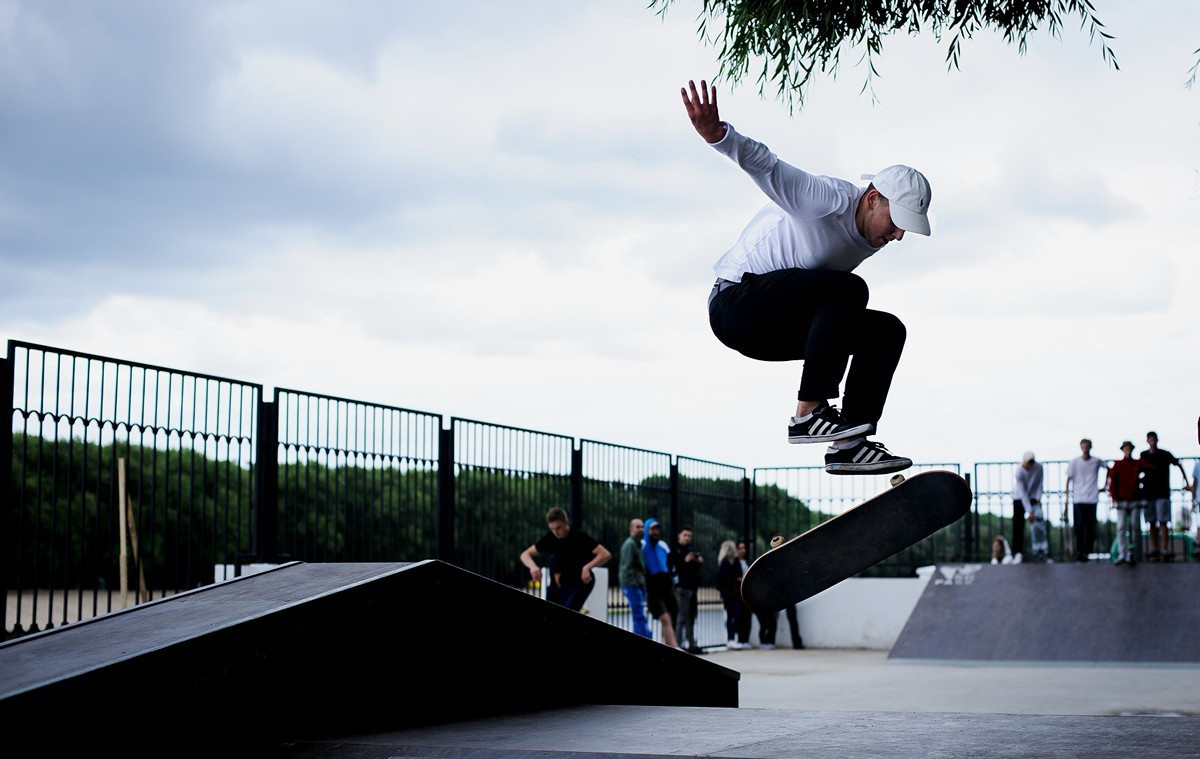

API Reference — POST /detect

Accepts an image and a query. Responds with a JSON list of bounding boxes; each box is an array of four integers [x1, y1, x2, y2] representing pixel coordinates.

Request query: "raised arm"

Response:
[[681, 79, 727, 144], [681, 79, 842, 219]]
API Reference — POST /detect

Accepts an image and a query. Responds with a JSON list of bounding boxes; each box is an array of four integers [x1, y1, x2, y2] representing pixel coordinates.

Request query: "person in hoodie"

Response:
[[642, 518, 680, 649], [1012, 451, 1044, 561]]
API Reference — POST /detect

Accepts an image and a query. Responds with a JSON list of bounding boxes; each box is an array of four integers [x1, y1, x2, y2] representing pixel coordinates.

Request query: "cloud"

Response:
[[2, 0, 1198, 473]]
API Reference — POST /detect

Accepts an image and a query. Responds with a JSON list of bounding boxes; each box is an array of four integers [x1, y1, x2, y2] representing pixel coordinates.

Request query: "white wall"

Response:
[[770, 566, 936, 650]]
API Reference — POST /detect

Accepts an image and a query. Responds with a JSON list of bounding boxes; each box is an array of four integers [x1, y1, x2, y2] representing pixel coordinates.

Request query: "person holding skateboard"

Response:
[[682, 80, 931, 475]]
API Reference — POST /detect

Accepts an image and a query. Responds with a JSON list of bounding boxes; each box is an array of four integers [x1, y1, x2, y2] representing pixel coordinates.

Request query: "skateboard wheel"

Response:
[[890, 474, 905, 487], [770, 535, 784, 548]]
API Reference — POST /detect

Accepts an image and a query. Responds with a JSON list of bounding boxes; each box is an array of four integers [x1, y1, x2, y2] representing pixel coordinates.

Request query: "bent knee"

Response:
[[869, 310, 906, 343], [840, 272, 869, 309]]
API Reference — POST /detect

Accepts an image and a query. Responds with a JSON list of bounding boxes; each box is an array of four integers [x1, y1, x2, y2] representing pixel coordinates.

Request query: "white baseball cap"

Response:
[[861, 165, 932, 236]]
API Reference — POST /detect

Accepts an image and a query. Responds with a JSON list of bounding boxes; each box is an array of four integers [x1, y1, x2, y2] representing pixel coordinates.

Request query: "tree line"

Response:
[[5, 433, 974, 593]]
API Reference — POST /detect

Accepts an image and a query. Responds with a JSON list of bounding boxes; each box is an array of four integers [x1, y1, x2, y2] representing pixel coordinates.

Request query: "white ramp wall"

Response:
[[771, 566, 935, 650]]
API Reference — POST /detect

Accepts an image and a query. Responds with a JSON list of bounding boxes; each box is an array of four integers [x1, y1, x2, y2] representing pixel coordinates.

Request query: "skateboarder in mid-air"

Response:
[[683, 80, 932, 475]]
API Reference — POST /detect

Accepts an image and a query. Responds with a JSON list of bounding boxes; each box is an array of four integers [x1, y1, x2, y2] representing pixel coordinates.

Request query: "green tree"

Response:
[[649, 1, 1199, 111]]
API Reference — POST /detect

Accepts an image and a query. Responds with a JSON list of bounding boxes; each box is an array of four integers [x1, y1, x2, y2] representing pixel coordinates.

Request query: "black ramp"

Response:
[[890, 563, 1200, 663], [0, 561, 738, 750]]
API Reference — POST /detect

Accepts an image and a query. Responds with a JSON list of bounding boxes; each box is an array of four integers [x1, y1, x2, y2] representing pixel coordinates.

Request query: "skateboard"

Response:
[[1029, 517, 1050, 563], [741, 470, 972, 613]]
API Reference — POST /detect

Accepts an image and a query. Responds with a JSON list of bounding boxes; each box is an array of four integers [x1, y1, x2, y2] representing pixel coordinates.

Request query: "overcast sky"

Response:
[[2, 1, 1198, 474]]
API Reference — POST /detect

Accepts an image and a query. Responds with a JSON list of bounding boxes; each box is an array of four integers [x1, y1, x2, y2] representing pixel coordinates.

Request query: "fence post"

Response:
[[0, 351, 13, 637], [437, 424, 455, 562], [964, 472, 976, 562], [743, 476, 753, 550], [254, 396, 279, 563], [668, 460, 680, 532], [570, 445, 583, 531]]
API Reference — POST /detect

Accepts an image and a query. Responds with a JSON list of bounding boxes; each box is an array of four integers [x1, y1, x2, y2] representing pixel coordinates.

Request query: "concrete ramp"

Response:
[[890, 563, 1200, 663], [0, 561, 737, 750]]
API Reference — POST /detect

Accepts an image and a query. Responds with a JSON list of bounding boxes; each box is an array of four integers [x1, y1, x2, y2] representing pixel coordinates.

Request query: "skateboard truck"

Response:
[[770, 535, 784, 549], [890, 474, 906, 487]]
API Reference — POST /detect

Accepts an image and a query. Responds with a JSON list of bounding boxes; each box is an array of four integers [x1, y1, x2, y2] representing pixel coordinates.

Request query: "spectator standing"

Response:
[[1190, 457, 1200, 559], [619, 519, 652, 639], [1012, 451, 1044, 561], [734, 541, 754, 646], [642, 518, 680, 649], [672, 525, 705, 654], [1140, 431, 1190, 562], [1108, 441, 1143, 566], [716, 540, 745, 649], [519, 507, 611, 612], [1066, 438, 1108, 562]]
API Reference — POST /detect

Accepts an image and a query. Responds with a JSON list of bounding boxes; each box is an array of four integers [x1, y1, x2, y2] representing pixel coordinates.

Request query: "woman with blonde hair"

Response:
[[716, 540, 746, 648]]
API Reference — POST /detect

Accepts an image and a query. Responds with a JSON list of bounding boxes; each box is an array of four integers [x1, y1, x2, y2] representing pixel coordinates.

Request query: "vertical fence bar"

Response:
[[438, 424, 455, 562], [743, 476, 752, 547], [256, 397, 278, 563], [570, 446, 583, 531], [0, 352, 13, 638], [668, 460, 680, 536], [963, 472, 974, 562]]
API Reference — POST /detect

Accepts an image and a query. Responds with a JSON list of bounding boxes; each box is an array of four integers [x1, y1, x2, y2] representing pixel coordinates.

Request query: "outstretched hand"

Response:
[[681, 80, 726, 143]]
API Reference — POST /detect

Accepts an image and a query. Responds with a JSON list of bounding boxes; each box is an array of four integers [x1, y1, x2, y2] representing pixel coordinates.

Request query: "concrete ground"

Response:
[[290, 648, 1200, 757], [708, 647, 1200, 717]]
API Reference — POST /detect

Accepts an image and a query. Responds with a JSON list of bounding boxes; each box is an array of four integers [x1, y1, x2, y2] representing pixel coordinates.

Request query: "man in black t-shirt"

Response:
[[1139, 431, 1190, 561], [519, 507, 611, 611], [672, 525, 704, 654]]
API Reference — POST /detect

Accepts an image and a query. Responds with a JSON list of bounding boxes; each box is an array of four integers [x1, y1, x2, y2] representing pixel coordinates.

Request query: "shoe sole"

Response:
[[788, 422, 873, 444], [825, 459, 913, 475]]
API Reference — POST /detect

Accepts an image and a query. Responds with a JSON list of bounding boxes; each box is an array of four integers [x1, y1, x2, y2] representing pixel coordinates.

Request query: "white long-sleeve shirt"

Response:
[[709, 123, 877, 282], [1013, 464, 1045, 518]]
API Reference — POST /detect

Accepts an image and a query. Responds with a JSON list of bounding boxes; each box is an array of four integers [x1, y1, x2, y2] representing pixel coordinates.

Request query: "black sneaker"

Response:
[[824, 439, 912, 475], [788, 403, 873, 444]]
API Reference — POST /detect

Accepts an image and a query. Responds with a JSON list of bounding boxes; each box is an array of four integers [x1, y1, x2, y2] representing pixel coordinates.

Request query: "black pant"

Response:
[[757, 610, 778, 645], [735, 596, 752, 643], [785, 604, 804, 649], [556, 580, 594, 612], [1011, 500, 1026, 557], [1073, 503, 1097, 559], [709, 269, 906, 428]]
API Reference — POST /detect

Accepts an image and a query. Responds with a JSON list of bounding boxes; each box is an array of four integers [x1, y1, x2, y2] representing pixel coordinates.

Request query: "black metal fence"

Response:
[[2, 341, 261, 637], [4, 340, 1197, 643]]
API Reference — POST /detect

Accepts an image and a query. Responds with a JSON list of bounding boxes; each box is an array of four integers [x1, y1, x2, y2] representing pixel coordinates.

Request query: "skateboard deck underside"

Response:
[[741, 471, 972, 613]]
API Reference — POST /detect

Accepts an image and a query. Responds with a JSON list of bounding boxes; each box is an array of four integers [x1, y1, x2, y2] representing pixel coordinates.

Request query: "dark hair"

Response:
[[1080, 438, 1092, 446], [1147, 431, 1157, 438], [546, 507, 569, 524], [679, 524, 694, 533]]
